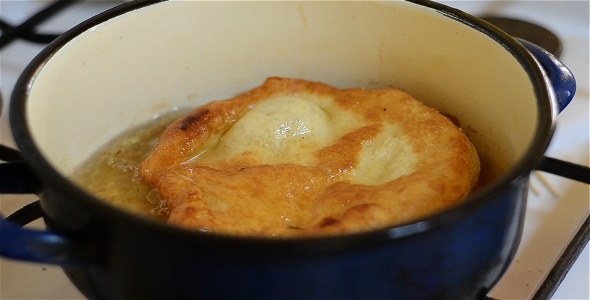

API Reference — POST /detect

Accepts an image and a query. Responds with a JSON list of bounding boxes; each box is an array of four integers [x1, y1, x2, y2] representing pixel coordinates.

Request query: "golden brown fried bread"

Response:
[[140, 77, 480, 237]]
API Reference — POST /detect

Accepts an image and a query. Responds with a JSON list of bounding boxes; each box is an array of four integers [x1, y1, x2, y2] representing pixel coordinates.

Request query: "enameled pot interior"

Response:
[[25, 1, 538, 212]]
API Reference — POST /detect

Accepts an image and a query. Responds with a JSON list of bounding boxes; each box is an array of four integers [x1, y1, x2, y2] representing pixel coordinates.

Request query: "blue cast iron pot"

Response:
[[0, 1, 587, 299]]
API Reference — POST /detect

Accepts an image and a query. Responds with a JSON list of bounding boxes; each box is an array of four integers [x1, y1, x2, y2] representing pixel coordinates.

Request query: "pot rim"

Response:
[[9, 0, 556, 247]]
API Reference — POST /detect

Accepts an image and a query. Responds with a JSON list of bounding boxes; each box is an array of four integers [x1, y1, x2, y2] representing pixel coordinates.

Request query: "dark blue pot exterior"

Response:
[[42, 177, 527, 300]]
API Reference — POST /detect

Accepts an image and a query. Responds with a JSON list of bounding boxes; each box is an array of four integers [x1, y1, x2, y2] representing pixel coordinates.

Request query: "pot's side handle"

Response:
[[517, 38, 576, 113], [0, 149, 96, 266], [518, 39, 588, 184], [518, 38, 589, 182], [0, 203, 83, 265]]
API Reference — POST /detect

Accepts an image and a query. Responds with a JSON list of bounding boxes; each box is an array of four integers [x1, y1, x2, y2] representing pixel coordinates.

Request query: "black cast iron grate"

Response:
[[0, 0, 79, 49], [0, 1, 588, 299]]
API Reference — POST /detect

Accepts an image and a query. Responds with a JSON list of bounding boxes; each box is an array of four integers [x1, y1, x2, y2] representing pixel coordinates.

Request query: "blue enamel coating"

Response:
[[0, 161, 79, 265], [0, 214, 78, 265], [518, 38, 576, 113], [60, 180, 526, 300]]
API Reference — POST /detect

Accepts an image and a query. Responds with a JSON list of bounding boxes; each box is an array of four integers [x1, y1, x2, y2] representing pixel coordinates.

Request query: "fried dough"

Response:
[[140, 77, 480, 237]]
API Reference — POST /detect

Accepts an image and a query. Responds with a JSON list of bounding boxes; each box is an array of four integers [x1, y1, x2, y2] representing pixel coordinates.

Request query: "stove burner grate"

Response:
[[0, 0, 79, 49]]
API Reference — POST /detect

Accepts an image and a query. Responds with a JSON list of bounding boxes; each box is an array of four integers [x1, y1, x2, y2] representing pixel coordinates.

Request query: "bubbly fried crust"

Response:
[[140, 77, 480, 237]]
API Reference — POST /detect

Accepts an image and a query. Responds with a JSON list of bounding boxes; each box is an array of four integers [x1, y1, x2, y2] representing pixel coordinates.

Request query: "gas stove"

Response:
[[1, 1, 588, 299]]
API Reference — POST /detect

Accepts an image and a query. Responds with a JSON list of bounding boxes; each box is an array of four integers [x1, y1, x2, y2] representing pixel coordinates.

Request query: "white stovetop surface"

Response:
[[0, 1, 588, 299]]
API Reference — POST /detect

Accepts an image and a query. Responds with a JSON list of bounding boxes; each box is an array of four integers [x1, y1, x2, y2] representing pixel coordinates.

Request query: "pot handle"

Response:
[[517, 38, 576, 113], [0, 146, 96, 265], [0, 202, 92, 265], [515, 40, 589, 183]]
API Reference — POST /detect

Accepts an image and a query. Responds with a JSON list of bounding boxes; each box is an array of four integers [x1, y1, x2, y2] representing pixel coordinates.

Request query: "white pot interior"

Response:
[[26, 0, 538, 186]]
